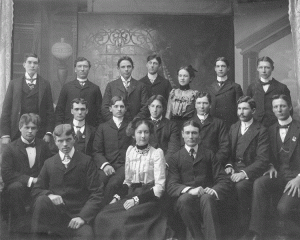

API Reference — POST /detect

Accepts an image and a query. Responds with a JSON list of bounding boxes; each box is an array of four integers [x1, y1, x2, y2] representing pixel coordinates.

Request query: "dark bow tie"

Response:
[[260, 80, 272, 86], [152, 119, 161, 126], [26, 78, 37, 82], [24, 142, 35, 148], [278, 123, 291, 129]]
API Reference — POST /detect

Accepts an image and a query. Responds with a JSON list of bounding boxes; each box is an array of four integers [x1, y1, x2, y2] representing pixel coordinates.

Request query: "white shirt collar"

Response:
[[260, 76, 272, 82], [151, 116, 162, 121], [185, 144, 198, 154], [21, 136, 35, 144], [241, 118, 253, 128], [59, 147, 75, 160], [73, 119, 85, 127], [113, 116, 124, 126], [148, 73, 158, 81], [197, 113, 209, 121], [121, 76, 132, 83], [278, 116, 293, 126], [217, 75, 228, 82], [25, 72, 37, 79], [77, 78, 87, 82]]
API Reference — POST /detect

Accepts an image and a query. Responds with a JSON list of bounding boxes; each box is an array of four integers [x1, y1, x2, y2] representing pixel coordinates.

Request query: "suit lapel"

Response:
[[287, 121, 300, 161], [16, 138, 29, 159], [194, 146, 204, 165], [209, 81, 219, 95], [14, 77, 23, 113], [156, 117, 167, 131], [255, 80, 265, 94], [116, 78, 126, 93], [269, 124, 278, 162], [109, 118, 119, 130], [152, 75, 162, 86], [54, 154, 67, 172], [231, 121, 241, 154], [81, 80, 91, 90], [127, 79, 137, 96], [35, 139, 42, 166], [216, 80, 233, 95], [265, 78, 276, 95], [237, 121, 260, 156], [84, 125, 92, 151], [65, 152, 80, 174], [202, 114, 213, 128]]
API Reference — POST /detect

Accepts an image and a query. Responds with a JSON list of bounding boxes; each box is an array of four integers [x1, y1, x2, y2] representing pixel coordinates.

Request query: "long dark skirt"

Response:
[[94, 186, 167, 240]]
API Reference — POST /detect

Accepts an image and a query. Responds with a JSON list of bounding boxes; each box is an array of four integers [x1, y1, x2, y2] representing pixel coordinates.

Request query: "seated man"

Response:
[[1, 113, 52, 232], [190, 91, 229, 165], [167, 120, 231, 240], [225, 96, 269, 238], [93, 96, 132, 205], [31, 124, 103, 239], [147, 95, 180, 163], [248, 94, 300, 240]]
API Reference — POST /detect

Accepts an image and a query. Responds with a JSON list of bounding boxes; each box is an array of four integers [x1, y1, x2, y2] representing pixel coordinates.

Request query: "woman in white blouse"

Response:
[[94, 118, 167, 240]]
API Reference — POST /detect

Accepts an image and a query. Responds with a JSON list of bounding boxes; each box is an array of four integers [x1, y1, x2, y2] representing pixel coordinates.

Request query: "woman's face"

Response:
[[134, 123, 150, 146], [178, 69, 191, 86]]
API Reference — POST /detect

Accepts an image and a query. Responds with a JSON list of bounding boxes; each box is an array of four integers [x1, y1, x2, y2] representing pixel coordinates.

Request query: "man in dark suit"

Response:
[[206, 57, 243, 128], [247, 56, 291, 128], [167, 120, 231, 240], [139, 54, 172, 101], [93, 96, 132, 205], [225, 96, 269, 238], [55, 57, 102, 127], [0, 53, 54, 144], [101, 56, 149, 122], [31, 124, 103, 239], [190, 91, 229, 165], [1, 113, 52, 232], [147, 95, 180, 163], [248, 94, 300, 240]]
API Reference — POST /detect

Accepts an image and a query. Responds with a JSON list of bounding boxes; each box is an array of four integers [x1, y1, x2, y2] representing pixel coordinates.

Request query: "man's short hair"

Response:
[[117, 56, 134, 68], [257, 56, 274, 69], [147, 54, 162, 65], [195, 92, 212, 104], [19, 113, 41, 129], [147, 95, 167, 110], [71, 98, 88, 109], [182, 120, 201, 132], [272, 94, 292, 108], [74, 57, 91, 68], [110, 96, 126, 106], [237, 96, 256, 110], [24, 53, 39, 63], [215, 57, 230, 67], [53, 124, 75, 139]]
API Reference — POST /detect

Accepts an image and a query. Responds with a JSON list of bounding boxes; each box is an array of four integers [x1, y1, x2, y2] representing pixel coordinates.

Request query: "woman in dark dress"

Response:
[[94, 118, 167, 240]]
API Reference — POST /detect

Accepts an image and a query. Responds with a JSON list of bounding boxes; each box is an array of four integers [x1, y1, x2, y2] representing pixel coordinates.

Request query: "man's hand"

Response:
[[231, 172, 246, 182], [1, 137, 11, 145], [103, 165, 115, 176], [32, 178, 38, 184], [284, 176, 300, 198], [188, 187, 205, 197], [43, 134, 51, 143], [123, 199, 135, 210], [225, 167, 234, 175], [263, 165, 277, 179], [48, 194, 64, 205], [204, 187, 216, 197], [68, 217, 85, 229]]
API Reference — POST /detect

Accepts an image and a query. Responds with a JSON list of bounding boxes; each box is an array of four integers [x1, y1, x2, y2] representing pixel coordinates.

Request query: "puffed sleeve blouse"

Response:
[[123, 145, 166, 198]]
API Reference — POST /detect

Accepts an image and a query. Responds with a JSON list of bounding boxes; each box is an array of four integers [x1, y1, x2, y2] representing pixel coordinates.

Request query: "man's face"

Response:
[[55, 134, 75, 154], [195, 96, 211, 116], [215, 60, 229, 77], [146, 58, 160, 75], [237, 102, 255, 122], [182, 125, 200, 147], [272, 98, 291, 121], [19, 122, 38, 142], [118, 60, 133, 80], [109, 100, 126, 118], [71, 103, 88, 121], [75, 60, 90, 79], [148, 100, 163, 119], [23, 57, 39, 77], [257, 61, 273, 79]]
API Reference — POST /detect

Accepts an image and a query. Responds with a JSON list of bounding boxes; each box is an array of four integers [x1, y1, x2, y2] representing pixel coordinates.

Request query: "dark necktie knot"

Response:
[[278, 123, 291, 129], [24, 142, 35, 148], [152, 119, 161, 126], [189, 148, 195, 160]]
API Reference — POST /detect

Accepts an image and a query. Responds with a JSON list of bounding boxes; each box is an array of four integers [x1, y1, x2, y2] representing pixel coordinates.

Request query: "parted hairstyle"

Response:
[[182, 120, 201, 132], [74, 57, 91, 68], [126, 118, 154, 137], [110, 96, 127, 107], [53, 124, 75, 139], [147, 54, 162, 65], [272, 94, 292, 108], [117, 56, 134, 68], [24, 53, 40, 63], [237, 96, 256, 110], [19, 113, 41, 129], [71, 98, 88, 109], [147, 95, 167, 111], [195, 91, 212, 104], [257, 56, 274, 69], [215, 57, 230, 68], [177, 65, 198, 79]]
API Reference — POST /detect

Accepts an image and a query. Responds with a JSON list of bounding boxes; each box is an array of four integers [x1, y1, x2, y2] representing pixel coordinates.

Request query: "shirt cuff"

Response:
[[240, 170, 249, 179], [181, 187, 192, 194], [100, 162, 110, 170], [1, 135, 10, 139], [225, 164, 233, 168], [45, 132, 52, 136], [27, 177, 34, 187], [212, 189, 219, 200]]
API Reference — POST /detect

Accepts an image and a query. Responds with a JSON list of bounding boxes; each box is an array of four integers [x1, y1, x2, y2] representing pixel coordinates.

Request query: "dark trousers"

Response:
[[31, 195, 93, 240], [249, 175, 300, 235], [175, 193, 220, 240], [99, 165, 125, 205]]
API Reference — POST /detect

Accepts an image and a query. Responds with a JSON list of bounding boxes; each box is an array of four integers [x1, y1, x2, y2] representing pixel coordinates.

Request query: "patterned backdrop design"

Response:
[[78, 14, 234, 93]]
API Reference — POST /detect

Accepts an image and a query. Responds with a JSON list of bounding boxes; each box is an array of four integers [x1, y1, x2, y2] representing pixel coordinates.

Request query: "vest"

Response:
[[74, 127, 86, 154], [276, 128, 291, 176]]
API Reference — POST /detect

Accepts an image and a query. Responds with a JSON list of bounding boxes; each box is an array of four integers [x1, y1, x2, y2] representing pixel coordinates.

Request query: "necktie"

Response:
[[278, 123, 290, 129], [79, 81, 85, 87], [24, 142, 35, 148], [75, 125, 83, 139], [189, 148, 195, 161], [217, 81, 225, 87], [26, 79, 36, 90], [123, 81, 129, 91], [152, 119, 161, 126], [260, 80, 272, 86], [62, 154, 71, 168]]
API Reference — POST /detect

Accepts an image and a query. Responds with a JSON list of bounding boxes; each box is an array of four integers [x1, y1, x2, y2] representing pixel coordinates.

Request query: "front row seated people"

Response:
[[225, 96, 269, 238], [167, 120, 231, 240], [94, 118, 167, 240], [31, 124, 103, 240], [1, 113, 52, 232], [93, 96, 132, 205], [247, 94, 300, 240]]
